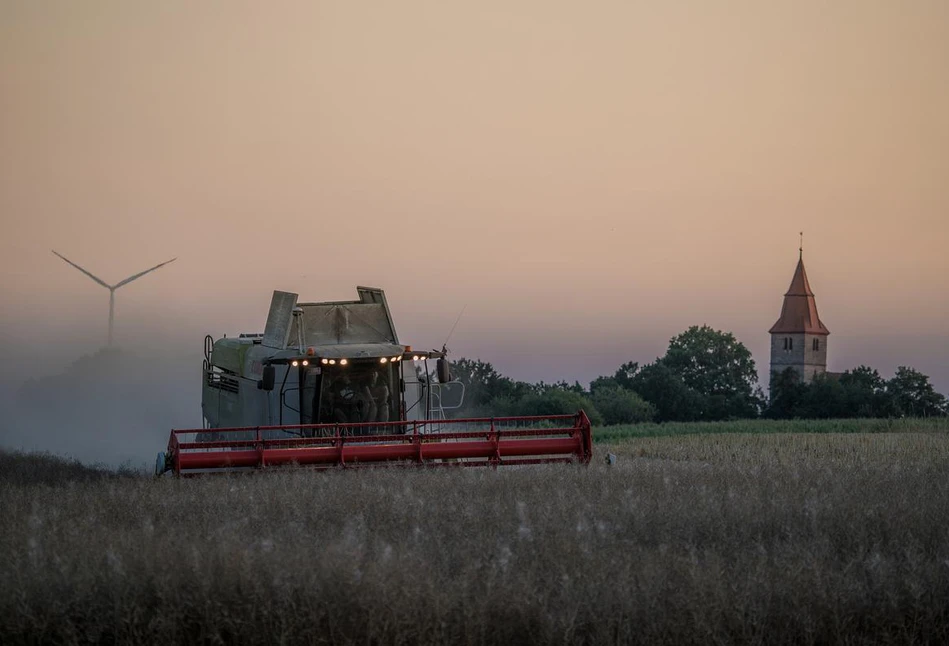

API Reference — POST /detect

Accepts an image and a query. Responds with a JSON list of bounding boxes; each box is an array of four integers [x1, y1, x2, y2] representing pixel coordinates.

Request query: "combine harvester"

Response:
[[156, 287, 592, 475]]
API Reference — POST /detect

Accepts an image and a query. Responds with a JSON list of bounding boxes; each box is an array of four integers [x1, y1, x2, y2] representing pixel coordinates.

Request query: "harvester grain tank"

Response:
[[157, 287, 592, 475]]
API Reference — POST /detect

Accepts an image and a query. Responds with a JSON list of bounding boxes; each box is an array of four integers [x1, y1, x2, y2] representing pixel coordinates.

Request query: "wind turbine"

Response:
[[52, 250, 177, 346]]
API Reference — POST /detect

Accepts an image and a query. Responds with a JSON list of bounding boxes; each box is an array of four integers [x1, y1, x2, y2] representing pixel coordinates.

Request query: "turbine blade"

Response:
[[112, 257, 177, 289], [51, 250, 111, 289]]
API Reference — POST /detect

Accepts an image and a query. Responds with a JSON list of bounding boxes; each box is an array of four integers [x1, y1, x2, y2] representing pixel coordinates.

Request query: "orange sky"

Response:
[[1, 0, 947, 392]]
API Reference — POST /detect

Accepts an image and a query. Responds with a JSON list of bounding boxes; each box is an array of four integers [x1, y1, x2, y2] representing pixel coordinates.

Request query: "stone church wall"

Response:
[[771, 333, 806, 380], [770, 333, 827, 383]]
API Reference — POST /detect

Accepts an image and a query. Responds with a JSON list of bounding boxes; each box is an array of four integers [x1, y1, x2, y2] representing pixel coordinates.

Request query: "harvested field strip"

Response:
[[3, 432, 949, 644], [595, 415, 949, 443], [607, 430, 949, 465]]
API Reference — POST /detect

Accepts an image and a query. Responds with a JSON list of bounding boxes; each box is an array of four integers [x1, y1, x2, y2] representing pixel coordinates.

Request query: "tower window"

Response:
[[813, 338, 820, 352]]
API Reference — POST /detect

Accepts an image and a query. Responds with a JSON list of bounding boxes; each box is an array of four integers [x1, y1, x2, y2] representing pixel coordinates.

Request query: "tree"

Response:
[[628, 362, 705, 422], [659, 325, 762, 420], [589, 375, 619, 394], [449, 358, 532, 413], [590, 386, 655, 425], [765, 367, 807, 419], [613, 361, 640, 391], [887, 367, 948, 417], [534, 380, 586, 394], [593, 328, 761, 422], [590, 361, 641, 397], [799, 373, 849, 418], [839, 366, 896, 418], [767, 364, 945, 420], [511, 388, 603, 426]]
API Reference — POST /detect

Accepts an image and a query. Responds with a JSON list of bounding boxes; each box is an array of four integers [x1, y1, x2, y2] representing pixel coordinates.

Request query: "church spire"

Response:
[[769, 249, 829, 335]]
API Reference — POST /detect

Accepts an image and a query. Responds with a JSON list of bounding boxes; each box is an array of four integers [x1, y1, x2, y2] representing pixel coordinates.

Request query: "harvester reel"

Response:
[[161, 412, 594, 475]]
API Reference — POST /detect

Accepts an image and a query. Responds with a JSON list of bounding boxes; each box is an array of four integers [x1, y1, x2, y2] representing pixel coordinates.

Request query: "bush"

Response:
[[591, 386, 655, 425], [509, 388, 603, 426]]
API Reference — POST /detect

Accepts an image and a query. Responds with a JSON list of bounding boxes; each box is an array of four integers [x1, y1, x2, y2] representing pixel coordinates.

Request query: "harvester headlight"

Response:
[[339, 359, 348, 366], [412, 355, 420, 361], [321, 358, 329, 365], [393, 356, 401, 362], [380, 357, 388, 363], [329, 359, 336, 365], [301, 360, 309, 367], [291, 360, 299, 367]]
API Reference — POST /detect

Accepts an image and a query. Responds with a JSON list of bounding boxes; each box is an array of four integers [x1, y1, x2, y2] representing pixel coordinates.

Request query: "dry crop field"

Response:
[[3, 426, 949, 645], [595, 415, 949, 442]]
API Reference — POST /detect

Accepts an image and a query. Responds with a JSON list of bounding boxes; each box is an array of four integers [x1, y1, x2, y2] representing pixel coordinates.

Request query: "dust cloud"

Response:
[[0, 341, 200, 469]]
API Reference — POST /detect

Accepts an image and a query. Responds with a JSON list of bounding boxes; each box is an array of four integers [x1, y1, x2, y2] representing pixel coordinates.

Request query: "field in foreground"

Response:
[[3, 431, 949, 645]]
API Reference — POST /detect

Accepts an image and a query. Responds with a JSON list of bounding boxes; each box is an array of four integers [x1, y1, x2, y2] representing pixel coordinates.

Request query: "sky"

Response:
[[1, 0, 948, 402]]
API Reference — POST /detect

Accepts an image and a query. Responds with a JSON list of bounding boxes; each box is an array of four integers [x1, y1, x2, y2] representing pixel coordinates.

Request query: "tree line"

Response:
[[450, 325, 948, 425]]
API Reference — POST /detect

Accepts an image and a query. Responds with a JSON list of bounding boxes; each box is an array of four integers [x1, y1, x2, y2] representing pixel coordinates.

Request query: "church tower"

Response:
[[769, 248, 829, 384]]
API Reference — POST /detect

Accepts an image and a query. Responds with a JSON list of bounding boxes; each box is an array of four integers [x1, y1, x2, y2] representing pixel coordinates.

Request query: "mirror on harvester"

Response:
[[259, 364, 276, 391], [436, 358, 451, 383]]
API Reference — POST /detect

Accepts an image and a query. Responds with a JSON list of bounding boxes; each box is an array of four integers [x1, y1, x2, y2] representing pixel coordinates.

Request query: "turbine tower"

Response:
[[52, 250, 177, 346]]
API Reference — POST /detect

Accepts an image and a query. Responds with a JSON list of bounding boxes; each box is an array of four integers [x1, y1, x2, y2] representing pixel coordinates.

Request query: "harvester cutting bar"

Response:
[[162, 412, 593, 475]]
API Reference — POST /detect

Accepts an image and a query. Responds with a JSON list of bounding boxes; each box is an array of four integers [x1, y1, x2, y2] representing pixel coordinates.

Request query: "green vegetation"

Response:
[[633, 325, 761, 420], [589, 386, 654, 425], [452, 325, 948, 424], [5, 431, 949, 644], [769, 365, 948, 419]]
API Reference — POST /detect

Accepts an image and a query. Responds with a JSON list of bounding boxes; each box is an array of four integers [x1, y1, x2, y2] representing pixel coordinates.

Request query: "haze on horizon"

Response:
[[2, 0, 948, 399]]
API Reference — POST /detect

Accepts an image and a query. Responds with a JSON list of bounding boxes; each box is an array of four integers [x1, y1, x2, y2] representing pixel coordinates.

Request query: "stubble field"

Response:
[[3, 425, 949, 645]]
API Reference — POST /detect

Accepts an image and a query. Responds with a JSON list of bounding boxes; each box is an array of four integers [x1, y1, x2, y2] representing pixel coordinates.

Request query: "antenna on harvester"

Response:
[[442, 304, 467, 353], [52, 250, 177, 346], [799, 231, 803, 260]]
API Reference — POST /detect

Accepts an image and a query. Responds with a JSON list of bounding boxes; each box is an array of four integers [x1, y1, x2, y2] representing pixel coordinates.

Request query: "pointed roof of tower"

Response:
[[769, 253, 830, 335]]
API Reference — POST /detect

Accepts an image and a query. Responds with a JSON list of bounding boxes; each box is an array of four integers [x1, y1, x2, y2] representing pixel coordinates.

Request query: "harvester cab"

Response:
[[157, 287, 592, 475], [201, 287, 462, 430]]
